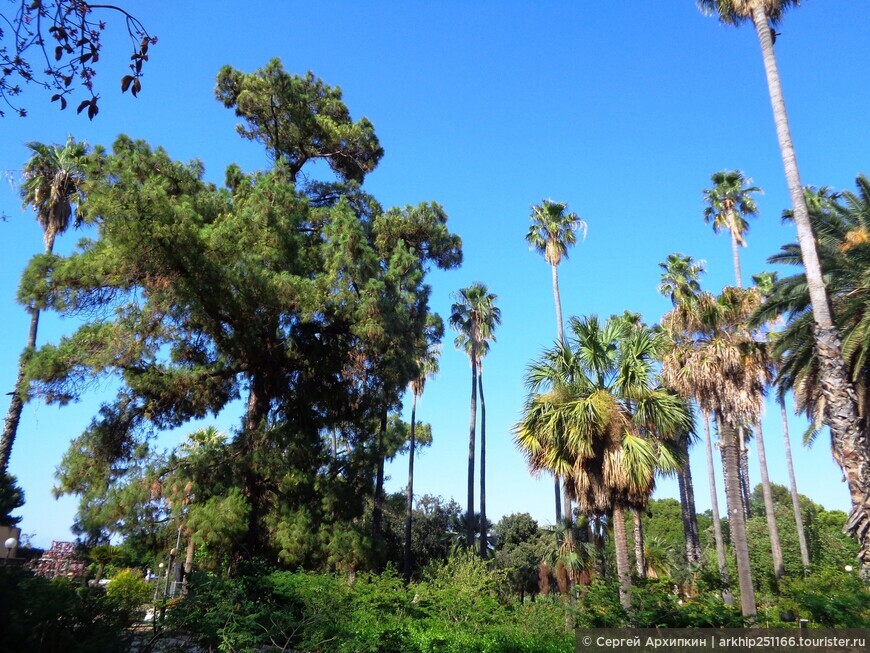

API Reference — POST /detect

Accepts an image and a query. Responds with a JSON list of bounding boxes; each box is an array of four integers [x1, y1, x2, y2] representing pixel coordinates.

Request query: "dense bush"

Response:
[[0, 568, 139, 652], [168, 555, 574, 652]]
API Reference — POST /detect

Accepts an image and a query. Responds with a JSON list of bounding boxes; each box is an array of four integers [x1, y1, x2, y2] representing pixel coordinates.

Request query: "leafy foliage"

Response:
[[0, 1, 156, 117], [0, 568, 140, 652]]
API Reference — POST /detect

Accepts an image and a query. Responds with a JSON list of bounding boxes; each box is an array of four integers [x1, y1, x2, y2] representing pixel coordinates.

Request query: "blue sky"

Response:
[[1, 1, 868, 547]]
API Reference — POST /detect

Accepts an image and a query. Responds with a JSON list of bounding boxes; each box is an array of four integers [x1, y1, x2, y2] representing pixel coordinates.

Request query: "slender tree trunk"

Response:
[[404, 393, 418, 584], [552, 262, 564, 526], [751, 4, 870, 574], [704, 413, 733, 606], [633, 510, 646, 579], [755, 419, 785, 580], [0, 234, 55, 475], [373, 408, 387, 557], [738, 427, 751, 519], [677, 437, 702, 564], [466, 349, 478, 549], [720, 419, 756, 619], [730, 226, 743, 288], [612, 505, 632, 611], [780, 397, 810, 571], [478, 368, 487, 559], [331, 429, 338, 460]]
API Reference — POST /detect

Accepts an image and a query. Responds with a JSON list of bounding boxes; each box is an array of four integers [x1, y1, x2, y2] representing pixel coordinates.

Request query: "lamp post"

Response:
[[3, 537, 17, 565]]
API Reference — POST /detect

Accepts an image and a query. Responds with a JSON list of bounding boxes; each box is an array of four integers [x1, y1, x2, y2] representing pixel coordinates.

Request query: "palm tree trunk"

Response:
[[478, 368, 487, 559], [404, 393, 417, 584], [720, 419, 756, 619], [633, 510, 646, 578], [704, 412, 733, 606], [612, 505, 632, 610], [0, 234, 54, 475], [552, 262, 565, 526], [780, 397, 810, 572], [677, 437, 702, 564], [751, 4, 870, 574], [730, 226, 743, 288], [466, 350, 478, 549], [755, 419, 785, 580], [738, 427, 751, 519]]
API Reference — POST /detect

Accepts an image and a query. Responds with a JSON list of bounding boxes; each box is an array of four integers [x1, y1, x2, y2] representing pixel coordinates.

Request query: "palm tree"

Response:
[[658, 253, 706, 565], [450, 283, 501, 550], [658, 253, 706, 307], [404, 315, 443, 583], [662, 288, 773, 618], [697, 0, 868, 574], [526, 198, 586, 524], [752, 179, 870, 572], [1, 137, 88, 474], [516, 315, 691, 610], [702, 170, 760, 288]]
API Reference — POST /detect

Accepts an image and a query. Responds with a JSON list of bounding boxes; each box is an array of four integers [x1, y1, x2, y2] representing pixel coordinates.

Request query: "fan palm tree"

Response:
[[753, 180, 870, 572], [450, 283, 500, 550], [526, 198, 586, 524], [662, 288, 773, 618], [658, 253, 706, 307], [702, 170, 760, 288], [404, 315, 443, 583], [516, 315, 691, 610], [1, 137, 88, 474], [658, 253, 706, 565], [697, 0, 867, 574]]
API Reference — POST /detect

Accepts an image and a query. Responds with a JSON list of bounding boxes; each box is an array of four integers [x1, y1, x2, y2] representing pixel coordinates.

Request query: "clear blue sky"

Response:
[[1, 1, 868, 547]]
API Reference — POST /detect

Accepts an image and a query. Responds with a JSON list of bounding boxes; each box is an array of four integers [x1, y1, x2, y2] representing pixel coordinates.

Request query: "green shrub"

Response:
[[0, 568, 137, 652], [105, 568, 153, 614], [168, 558, 575, 652], [778, 568, 870, 627]]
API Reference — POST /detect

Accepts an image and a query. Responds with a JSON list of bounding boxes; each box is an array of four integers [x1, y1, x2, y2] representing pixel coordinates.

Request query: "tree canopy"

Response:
[[19, 64, 461, 565]]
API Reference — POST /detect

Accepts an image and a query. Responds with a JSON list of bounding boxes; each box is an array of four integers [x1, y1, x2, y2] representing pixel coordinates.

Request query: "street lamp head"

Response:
[[158, 562, 165, 569], [845, 565, 854, 572], [4, 537, 17, 551], [170, 548, 178, 557]]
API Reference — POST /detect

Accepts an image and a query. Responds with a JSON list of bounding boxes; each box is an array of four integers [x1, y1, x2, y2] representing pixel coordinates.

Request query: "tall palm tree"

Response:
[[662, 288, 773, 618], [658, 253, 706, 565], [516, 315, 691, 610], [700, 170, 764, 516], [450, 283, 500, 550], [702, 170, 760, 288], [404, 315, 443, 583], [752, 179, 870, 572], [697, 0, 868, 574], [526, 198, 586, 524], [1, 137, 88, 474]]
